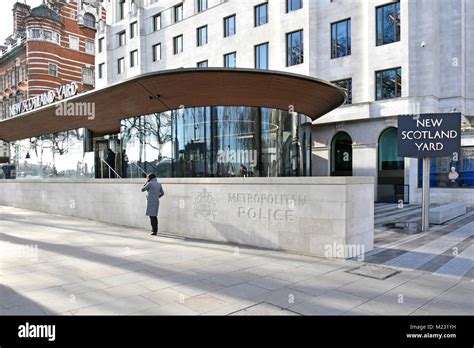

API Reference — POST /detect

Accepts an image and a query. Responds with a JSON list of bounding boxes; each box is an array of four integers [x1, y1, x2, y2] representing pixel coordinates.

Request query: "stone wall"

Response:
[[0, 177, 374, 258]]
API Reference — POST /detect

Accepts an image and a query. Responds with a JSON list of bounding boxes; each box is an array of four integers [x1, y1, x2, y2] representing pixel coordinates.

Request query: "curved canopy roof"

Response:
[[0, 68, 346, 142]]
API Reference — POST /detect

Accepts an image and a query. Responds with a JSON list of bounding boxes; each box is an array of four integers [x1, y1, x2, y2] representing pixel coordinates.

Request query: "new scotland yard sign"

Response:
[[398, 113, 461, 158]]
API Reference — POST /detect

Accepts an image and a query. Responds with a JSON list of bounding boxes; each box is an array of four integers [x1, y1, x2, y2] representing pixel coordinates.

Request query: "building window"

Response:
[[152, 43, 161, 62], [255, 42, 269, 70], [119, 0, 125, 20], [376, 1, 400, 46], [287, 0, 303, 13], [332, 78, 352, 104], [331, 18, 351, 59], [43, 30, 52, 41], [419, 147, 474, 188], [255, 3, 268, 27], [48, 63, 57, 77], [69, 35, 79, 50], [224, 52, 236, 68], [130, 50, 138, 67], [98, 37, 104, 53], [173, 35, 183, 55], [99, 63, 105, 79], [118, 31, 126, 47], [224, 15, 236, 37], [130, 21, 138, 39], [85, 40, 95, 55], [286, 30, 303, 66], [117, 57, 125, 74], [82, 67, 94, 85], [83, 13, 96, 29], [197, 0, 207, 13], [197, 25, 208, 47], [153, 13, 162, 31], [30, 28, 40, 39], [376, 67, 401, 100], [197, 60, 208, 68], [174, 3, 183, 23]]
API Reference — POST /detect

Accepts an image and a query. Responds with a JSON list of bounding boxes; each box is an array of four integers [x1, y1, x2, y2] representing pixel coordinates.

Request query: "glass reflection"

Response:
[[121, 106, 311, 178]]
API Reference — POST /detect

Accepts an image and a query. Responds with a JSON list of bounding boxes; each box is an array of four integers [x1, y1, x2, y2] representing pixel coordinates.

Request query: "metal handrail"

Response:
[[130, 161, 147, 178], [100, 159, 122, 179]]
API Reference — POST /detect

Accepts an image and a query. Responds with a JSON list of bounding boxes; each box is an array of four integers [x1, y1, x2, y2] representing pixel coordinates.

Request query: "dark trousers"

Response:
[[149, 216, 158, 233]]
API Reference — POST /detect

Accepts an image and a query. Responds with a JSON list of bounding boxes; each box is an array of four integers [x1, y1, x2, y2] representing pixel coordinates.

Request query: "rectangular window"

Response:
[[376, 1, 401, 46], [224, 52, 236, 68], [30, 29, 40, 39], [224, 15, 236, 37], [130, 21, 138, 39], [418, 147, 474, 188], [153, 13, 162, 31], [119, 0, 125, 20], [197, 25, 208, 46], [48, 63, 57, 77], [43, 30, 52, 41], [255, 3, 268, 27], [197, 60, 208, 68], [376, 67, 401, 100], [286, 30, 303, 66], [174, 3, 183, 23], [98, 37, 104, 53], [99, 63, 105, 79], [85, 40, 95, 55], [287, 0, 303, 13], [331, 18, 351, 59], [332, 78, 352, 104], [117, 57, 125, 74], [69, 35, 79, 50], [82, 67, 94, 86], [130, 50, 138, 67], [173, 35, 183, 55], [152, 43, 161, 61], [118, 31, 126, 47], [255, 42, 269, 70], [197, 0, 208, 13]]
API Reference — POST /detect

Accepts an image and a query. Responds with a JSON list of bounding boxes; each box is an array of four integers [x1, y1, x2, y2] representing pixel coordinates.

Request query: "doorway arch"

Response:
[[377, 127, 406, 202], [330, 132, 353, 176]]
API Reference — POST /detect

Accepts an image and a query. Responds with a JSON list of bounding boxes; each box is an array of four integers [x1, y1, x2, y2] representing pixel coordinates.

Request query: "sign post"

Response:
[[398, 113, 461, 232], [421, 157, 430, 231]]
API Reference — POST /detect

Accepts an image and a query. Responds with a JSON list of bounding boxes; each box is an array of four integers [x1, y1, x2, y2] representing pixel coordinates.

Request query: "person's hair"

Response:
[[147, 173, 156, 181]]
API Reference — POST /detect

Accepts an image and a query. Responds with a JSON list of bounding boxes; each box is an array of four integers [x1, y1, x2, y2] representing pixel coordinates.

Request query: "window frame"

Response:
[[286, 29, 304, 67], [130, 21, 138, 39], [376, 1, 401, 46], [173, 35, 184, 55], [286, 0, 303, 13], [48, 63, 58, 77], [330, 18, 351, 59], [224, 14, 236, 38], [375, 67, 402, 101], [224, 51, 237, 68], [331, 78, 352, 104], [174, 3, 184, 23], [197, 25, 208, 47], [130, 49, 138, 68], [118, 31, 126, 47], [197, 60, 208, 68], [117, 57, 125, 75], [254, 42, 269, 70], [153, 13, 162, 31], [254, 3, 268, 27], [152, 43, 162, 62]]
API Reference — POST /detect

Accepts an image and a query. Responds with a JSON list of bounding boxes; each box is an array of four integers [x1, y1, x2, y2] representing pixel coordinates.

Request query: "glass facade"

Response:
[[120, 106, 311, 178], [287, 30, 304, 66], [376, 67, 401, 100], [7, 129, 94, 179], [419, 147, 474, 188]]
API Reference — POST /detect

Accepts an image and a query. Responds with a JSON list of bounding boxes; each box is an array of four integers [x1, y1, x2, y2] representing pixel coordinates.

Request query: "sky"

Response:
[[0, 0, 43, 44]]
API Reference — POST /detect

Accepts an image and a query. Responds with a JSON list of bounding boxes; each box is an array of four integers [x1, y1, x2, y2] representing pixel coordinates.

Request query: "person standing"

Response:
[[141, 173, 165, 236]]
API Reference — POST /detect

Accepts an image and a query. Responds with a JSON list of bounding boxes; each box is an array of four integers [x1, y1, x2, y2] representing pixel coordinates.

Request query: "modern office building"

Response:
[[2, 0, 473, 206], [0, 0, 105, 165], [89, 0, 473, 204]]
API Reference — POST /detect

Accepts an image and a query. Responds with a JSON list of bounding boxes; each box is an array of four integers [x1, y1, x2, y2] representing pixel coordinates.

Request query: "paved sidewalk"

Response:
[[0, 205, 472, 316]]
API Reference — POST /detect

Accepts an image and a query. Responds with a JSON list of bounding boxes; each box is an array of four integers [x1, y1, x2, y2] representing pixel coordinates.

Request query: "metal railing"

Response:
[[100, 159, 121, 179]]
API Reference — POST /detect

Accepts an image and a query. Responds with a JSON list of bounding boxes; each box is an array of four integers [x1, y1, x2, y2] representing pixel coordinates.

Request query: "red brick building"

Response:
[[0, 0, 106, 162]]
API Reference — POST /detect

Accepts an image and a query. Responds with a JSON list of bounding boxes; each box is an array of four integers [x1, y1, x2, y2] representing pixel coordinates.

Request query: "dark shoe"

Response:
[[150, 232, 157, 236]]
